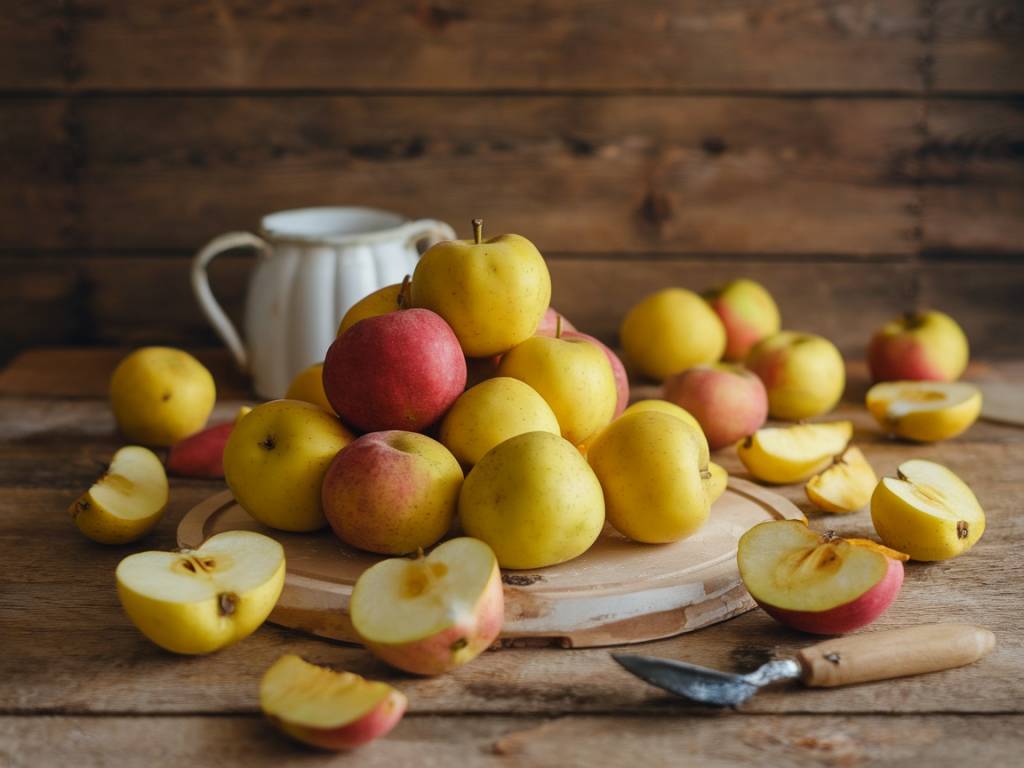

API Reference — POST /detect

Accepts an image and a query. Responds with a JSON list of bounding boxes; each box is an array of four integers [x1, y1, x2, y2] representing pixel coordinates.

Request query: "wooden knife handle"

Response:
[[797, 624, 995, 688]]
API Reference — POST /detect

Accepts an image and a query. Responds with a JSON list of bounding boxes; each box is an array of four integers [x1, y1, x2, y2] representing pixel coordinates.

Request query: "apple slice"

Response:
[[738, 520, 903, 634], [707, 461, 728, 504], [116, 530, 285, 654], [70, 446, 168, 544], [805, 447, 878, 514], [866, 380, 981, 442], [871, 459, 985, 561], [350, 537, 503, 675], [260, 655, 406, 750], [737, 421, 853, 484]]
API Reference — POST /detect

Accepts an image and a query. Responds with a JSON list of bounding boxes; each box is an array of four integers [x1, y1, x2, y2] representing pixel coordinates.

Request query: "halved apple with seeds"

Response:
[[805, 447, 878, 514], [116, 530, 285, 654], [260, 655, 406, 750], [738, 520, 903, 635], [70, 445, 168, 544], [871, 459, 985, 561], [351, 537, 503, 676], [866, 380, 981, 442], [737, 421, 853, 485]]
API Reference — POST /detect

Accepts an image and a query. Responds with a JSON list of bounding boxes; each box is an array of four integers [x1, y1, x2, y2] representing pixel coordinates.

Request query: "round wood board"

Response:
[[178, 478, 803, 648]]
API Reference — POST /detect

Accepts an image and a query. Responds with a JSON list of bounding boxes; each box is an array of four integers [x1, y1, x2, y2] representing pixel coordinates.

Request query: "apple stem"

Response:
[[472, 218, 483, 244], [398, 274, 411, 310], [555, 314, 562, 339]]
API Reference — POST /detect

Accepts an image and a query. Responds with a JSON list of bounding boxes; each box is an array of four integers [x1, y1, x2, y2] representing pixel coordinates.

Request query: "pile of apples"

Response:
[[69, 220, 989, 751]]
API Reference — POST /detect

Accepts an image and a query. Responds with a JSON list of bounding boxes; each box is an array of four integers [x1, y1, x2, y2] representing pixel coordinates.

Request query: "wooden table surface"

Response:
[[2, 349, 1021, 767]]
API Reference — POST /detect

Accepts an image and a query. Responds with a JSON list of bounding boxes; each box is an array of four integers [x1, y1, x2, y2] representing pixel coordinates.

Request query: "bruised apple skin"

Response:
[[260, 655, 406, 751], [350, 538, 504, 676], [738, 521, 904, 635]]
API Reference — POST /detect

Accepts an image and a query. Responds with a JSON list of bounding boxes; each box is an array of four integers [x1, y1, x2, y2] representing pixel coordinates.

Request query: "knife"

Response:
[[613, 624, 995, 707]]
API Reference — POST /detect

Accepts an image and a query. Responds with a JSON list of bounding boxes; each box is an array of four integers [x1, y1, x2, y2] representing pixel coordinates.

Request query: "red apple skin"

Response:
[[465, 354, 502, 389], [363, 563, 504, 676], [562, 331, 630, 418], [868, 334, 947, 382], [756, 558, 904, 635], [271, 689, 407, 751], [165, 421, 233, 478], [535, 307, 577, 337], [662, 364, 767, 450], [323, 309, 466, 433]]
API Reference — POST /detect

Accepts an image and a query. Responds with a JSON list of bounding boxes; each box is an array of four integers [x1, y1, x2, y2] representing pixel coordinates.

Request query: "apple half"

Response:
[[260, 655, 406, 750], [70, 445, 168, 544], [350, 537, 504, 675], [805, 447, 878, 514], [116, 530, 285, 654], [871, 459, 985, 561], [738, 520, 904, 634], [866, 380, 981, 442], [737, 421, 853, 484]]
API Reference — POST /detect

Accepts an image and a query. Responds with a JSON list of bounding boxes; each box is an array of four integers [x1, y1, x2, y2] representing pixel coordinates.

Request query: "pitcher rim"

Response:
[[259, 206, 431, 247]]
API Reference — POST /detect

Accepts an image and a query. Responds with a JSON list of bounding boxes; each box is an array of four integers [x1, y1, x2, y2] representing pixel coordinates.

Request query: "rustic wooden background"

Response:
[[3, 0, 1022, 364]]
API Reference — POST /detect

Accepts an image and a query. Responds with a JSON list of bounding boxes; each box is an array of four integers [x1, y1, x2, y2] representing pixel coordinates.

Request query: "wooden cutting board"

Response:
[[178, 478, 803, 648]]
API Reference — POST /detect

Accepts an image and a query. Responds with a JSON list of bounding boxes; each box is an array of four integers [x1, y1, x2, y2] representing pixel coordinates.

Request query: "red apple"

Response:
[[561, 331, 629, 418], [322, 431, 463, 555], [165, 421, 234, 478], [738, 520, 903, 635], [323, 308, 466, 432], [703, 278, 781, 361], [535, 306, 577, 337], [662, 363, 767, 450], [868, 310, 969, 383]]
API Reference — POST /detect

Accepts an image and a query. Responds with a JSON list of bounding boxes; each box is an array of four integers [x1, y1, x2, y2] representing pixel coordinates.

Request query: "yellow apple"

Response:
[[622, 399, 702, 435], [110, 347, 216, 446], [261, 655, 406, 751], [738, 421, 853, 484], [285, 362, 335, 414], [459, 431, 605, 569], [116, 530, 285, 654], [871, 459, 985, 561], [410, 219, 551, 357], [865, 380, 981, 442], [336, 277, 409, 336], [497, 335, 616, 445], [588, 411, 710, 543], [619, 288, 726, 381], [439, 377, 560, 467], [746, 331, 846, 420], [805, 447, 878, 514], [69, 446, 168, 544], [224, 400, 354, 532]]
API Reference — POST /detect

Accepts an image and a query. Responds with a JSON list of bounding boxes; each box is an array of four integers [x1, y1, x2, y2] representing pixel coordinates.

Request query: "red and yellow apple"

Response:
[[703, 278, 781, 361], [868, 310, 969, 383], [260, 655, 406, 750], [323, 308, 466, 432], [350, 537, 504, 675], [562, 331, 630, 418], [662, 363, 768, 450], [322, 431, 463, 555], [746, 331, 846, 420], [738, 521, 904, 635], [535, 306, 577, 337]]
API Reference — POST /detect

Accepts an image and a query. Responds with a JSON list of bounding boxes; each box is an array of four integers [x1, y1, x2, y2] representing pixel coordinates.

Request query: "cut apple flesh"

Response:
[[738, 521, 889, 612], [738, 421, 853, 484], [805, 447, 877, 513], [351, 537, 497, 646], [77, 445, 168, 521], [885, 459, 983, 522], [260, 655, 406, 746], [866, 381, 981, 442]]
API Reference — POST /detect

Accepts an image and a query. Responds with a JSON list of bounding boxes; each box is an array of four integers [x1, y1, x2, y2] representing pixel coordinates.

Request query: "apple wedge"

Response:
[[737, 421, 853, 484], [738, 520, 903, 634], [116, 530, 285, 654], [350, 537, 503, 675], [805, 447, 878, 514], [261, 655, 406, 750], [871, 459, 985, 561], [70, 446, 168, 544], [866, 380, 981, 442]]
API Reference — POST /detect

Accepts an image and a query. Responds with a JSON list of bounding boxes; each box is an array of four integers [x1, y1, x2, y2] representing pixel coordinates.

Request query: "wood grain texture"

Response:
[[0, 1, 65, 89], [933, 0, 1024, 92], [63, 0, 926, 93], [2, 714, 1023, 767]]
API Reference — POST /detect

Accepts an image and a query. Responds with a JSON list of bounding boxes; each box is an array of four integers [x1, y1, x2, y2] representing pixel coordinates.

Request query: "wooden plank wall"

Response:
[[2, 0, 1022, 362]]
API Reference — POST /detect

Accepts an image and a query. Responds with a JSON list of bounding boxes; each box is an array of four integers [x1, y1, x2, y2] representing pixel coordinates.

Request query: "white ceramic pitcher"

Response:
[[192, 207, 455, 398]]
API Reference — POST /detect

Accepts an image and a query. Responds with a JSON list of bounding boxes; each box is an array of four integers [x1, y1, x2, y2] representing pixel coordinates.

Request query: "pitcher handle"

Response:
[[191, 231, 268, 373], [404, 219, 457, 253]]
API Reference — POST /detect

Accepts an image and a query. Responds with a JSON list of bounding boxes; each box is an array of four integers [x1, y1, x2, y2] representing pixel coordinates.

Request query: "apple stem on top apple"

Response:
[[397, 275, 411, 310], [472, 218, 484, 244]]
